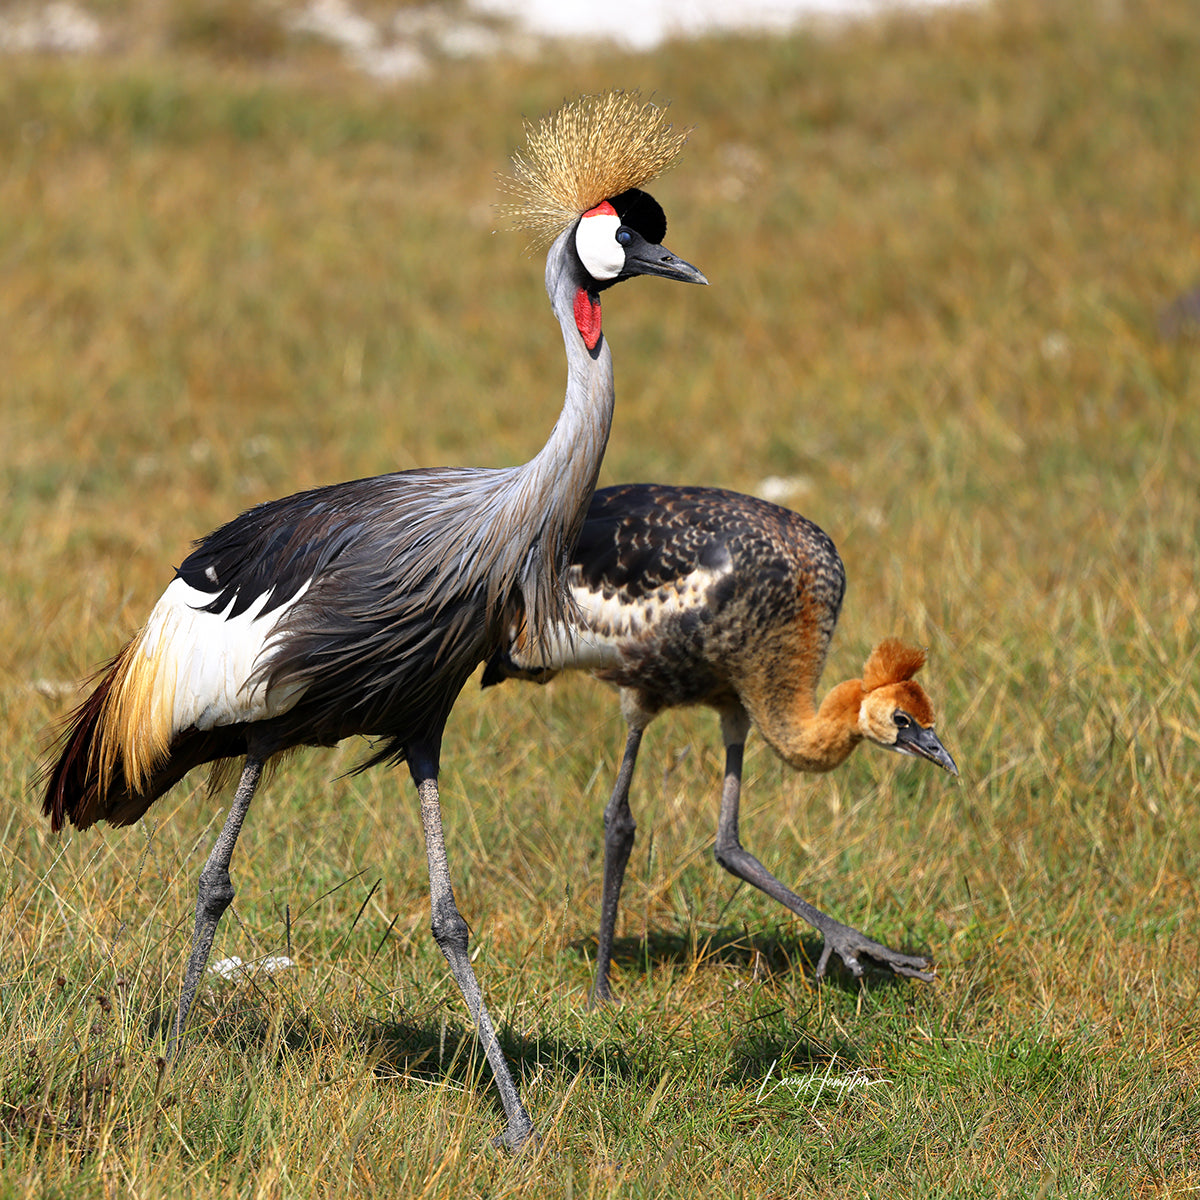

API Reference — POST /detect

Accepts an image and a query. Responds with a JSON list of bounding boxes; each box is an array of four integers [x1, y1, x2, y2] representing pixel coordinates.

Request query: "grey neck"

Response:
[[514, 226, 615, 650]]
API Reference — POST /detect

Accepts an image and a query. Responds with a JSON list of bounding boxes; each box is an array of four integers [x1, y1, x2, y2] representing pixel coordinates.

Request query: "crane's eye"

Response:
[[616, 228, 633, 246], [893, 712, 911, 729]]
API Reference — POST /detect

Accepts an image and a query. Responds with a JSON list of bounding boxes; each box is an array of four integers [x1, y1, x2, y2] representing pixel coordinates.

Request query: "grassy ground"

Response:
[[2, 0, 1199, 1194]]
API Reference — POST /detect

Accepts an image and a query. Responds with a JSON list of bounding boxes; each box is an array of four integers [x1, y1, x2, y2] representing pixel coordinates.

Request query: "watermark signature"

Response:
[[754, 1057, 891, 1104]]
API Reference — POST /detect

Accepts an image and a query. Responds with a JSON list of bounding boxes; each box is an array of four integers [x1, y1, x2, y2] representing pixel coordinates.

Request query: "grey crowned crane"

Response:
[[41, 93, 706, 1150], [483, 483, 958, 1004]]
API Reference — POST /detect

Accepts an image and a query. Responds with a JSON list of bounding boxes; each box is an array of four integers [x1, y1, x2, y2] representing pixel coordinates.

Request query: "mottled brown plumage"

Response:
[[484, 483, 958, 999]]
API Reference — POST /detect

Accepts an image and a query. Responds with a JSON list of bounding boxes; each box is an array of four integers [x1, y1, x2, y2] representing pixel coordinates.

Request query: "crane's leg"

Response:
[[409, 752, 535, 1151], [712, 717, 933, 984], [169, 754, 264, 1059], [589, 723, 644, 1007]]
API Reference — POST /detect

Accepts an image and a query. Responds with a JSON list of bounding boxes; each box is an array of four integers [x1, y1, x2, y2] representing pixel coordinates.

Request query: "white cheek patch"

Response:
[[575, 210, 624, 281]]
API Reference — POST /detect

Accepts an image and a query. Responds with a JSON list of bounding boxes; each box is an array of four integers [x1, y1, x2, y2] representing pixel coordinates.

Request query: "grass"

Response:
[[2, 0, 1200, 1193]]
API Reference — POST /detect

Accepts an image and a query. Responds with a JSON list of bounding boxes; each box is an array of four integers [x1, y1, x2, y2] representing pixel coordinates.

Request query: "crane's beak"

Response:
[[621, 239, 708, 285], [893, 724, 959, 776]]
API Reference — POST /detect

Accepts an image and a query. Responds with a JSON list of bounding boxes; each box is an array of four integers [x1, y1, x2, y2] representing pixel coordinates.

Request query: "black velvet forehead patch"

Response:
[[608, 188, 667, 244]]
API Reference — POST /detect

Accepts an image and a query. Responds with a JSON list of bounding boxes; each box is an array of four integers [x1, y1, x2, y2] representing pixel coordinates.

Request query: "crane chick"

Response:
[[484, 483, 957, 1003]]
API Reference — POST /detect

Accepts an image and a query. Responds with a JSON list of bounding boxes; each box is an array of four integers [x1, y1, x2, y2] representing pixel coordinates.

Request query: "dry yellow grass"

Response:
[[2, 0, 1199, 1195]]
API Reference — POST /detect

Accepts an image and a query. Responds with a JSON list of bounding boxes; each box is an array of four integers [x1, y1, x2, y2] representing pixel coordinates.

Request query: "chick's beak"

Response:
[[895, 724, 959, 776]]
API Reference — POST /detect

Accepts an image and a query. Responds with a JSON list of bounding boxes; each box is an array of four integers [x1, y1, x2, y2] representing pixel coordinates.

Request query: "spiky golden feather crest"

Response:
[[499, 90, 690, 245]]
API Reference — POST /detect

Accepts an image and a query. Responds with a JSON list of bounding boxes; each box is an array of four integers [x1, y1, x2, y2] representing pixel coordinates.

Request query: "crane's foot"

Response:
[[815, 922, 934, 983], [587, 977, 616, 1010], [492, 1113, 539, 1153]]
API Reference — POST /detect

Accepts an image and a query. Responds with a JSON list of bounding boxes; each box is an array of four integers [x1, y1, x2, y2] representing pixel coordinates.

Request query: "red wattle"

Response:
[[574, 289, 602, 350]]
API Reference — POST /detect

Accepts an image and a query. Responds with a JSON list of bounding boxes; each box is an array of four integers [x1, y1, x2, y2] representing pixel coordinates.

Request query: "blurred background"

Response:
[[1, 0, 1198, 1192]]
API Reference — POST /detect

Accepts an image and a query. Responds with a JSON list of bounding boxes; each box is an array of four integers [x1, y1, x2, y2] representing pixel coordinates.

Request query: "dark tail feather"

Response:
[[41, 648, 130, 833], [42, 647, 241, 833]]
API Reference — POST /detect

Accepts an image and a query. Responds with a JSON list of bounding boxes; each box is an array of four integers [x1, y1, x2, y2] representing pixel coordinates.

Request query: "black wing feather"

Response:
[[178, 484, 382, 618]]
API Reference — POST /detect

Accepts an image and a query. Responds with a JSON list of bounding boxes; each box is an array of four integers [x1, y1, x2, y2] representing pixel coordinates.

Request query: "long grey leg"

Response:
[[712, 716, 933, 983], [169, 754, 264, 1059], [589, 723, 644, 1007], [410, 758, 534, 1151]]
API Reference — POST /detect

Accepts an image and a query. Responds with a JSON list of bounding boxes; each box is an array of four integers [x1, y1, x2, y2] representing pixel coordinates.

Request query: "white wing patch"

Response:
[[138, 576, 312, 734], [513, 561, 729, 673], [522, 619, 622, 673]]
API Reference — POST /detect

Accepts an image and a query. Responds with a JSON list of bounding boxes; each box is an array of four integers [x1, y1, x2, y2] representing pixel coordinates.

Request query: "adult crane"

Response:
[[483, 483, 958, 1004], [42, 93, 706, 1150]]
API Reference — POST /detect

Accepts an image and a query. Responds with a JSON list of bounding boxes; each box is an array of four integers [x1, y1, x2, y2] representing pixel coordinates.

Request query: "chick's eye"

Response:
[[615, 228, 633, 246], [893, 712, 911, 729]]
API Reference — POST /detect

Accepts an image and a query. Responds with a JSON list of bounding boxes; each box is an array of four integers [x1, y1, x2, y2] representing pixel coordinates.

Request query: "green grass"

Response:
[[3, 0, 1200, 1194]]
